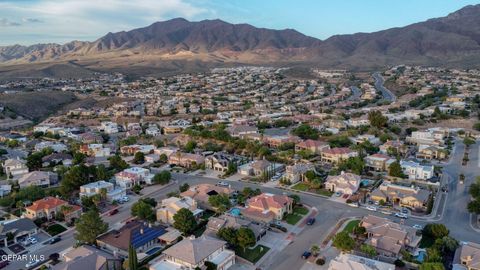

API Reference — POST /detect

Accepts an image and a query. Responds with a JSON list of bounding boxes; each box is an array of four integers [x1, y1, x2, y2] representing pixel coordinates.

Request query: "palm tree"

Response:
[[310, 244, 320, 256], [99, 188, 108, 201], [441, 236, 459, 252]]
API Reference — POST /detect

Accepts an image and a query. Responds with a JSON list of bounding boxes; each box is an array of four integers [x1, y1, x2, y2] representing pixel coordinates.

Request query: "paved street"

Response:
[[373, 72, 396, 102]]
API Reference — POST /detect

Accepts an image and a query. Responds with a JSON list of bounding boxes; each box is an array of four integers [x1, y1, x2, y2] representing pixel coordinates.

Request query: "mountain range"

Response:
[[1, 4, 480, 76]]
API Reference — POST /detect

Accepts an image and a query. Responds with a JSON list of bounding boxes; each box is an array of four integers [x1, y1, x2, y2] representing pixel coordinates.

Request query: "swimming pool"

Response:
[[414, 250, 427, 263], [361, 179, 372, 187], [146, 247, 161, 255], [229, 207, 241, 216]]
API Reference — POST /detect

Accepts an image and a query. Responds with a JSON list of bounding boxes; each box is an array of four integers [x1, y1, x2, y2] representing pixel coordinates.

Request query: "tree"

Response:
[[425, 247, 442, 263], [72, 152, 86, 165], [360, 244, 377, 257], [464, 137, 476, 148], [467, 199, 480, 214], [236, 227, 256, 251], [173, 208, 197, 234], [470, 177, 480, 198], [332, 231, 355, 251], [439, 236, 459, 253], [153, 171, 171, 185], [305, 170, 316, 182], [75, 210, 108, 245], [179, 183, 190, 192], [109, 155, 128, 172], [310, 244, 320, 256], [217, 227, 238, 247], [26, 152, 43, 171], [133, 152, 145, 164], [204, 261, 217, 270], [292, 124, 319, 140], [368, 110, 388, 129], [423, 224, 449, 239], [131, 200, 155, 222], [184, 141, 197, 153], [339, 156, 365, 175], [159, 154, 168, 163], [208, 194, 232, 212], [388, 161, 405, 178], [288, 194, 301, 206], [96, 164, 110, 180], [128, 244, 138, 270]]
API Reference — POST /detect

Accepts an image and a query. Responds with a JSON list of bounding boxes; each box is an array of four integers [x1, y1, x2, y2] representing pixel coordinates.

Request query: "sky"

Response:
[[0, 0, 479, 46]]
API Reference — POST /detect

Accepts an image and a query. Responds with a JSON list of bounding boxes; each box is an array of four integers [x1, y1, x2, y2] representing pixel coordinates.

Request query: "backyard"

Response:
[[236, 244, 270, 263]]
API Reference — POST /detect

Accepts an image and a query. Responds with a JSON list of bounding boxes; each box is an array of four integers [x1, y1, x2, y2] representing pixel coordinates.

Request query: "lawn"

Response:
[[236, 245, 270, 263], [283, 213, 303, 225], [316, 189, 334, 197], [46, 224, 67, 236], [342, 220, 360, 234], [293, 206, 309, 215], [292, 182, 309, 191]]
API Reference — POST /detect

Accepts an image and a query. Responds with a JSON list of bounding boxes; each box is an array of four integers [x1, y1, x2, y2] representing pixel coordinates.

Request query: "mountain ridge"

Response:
[[1, 4, 480, 73]]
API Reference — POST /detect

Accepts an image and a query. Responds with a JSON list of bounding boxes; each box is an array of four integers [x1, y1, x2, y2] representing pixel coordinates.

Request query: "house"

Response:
[[350, 134, 381, 146], [0, 218, 38, 247], [24, 197, 81, 222], [417, 145, 448, 160], [145, 126, 161, 137], [17, 171, 58, 188], [370, 181, 431, 210], [100, 122, 119, 134], [206, 213, 267, 241], [328, 253, 395, 270], [0, 185, 11, 197], [51, 245, 122, 270], [149, 235, 235, 270], [360, 215, 421, 257], [284, 163, 314, 183], [400, 160, 434, 180], [379, 140, 408, 155], [42, 153, 73, 167], [115, 167, 154, 189], [180, 184, 234, 210], [156, 196, 203, 225], [459, 242, 480, 270], [163, 125, 184, 134], [346, 116, 371, 128], [238, 159, 284, 178], [406, 130, 444, 146], [154, 146, 178, 157], [241, 193, 293, 223], [34, 141, 68, 153], [97, 220, 167, 257], [80, 181, 126, 202], [365, 154, 396, 172], [80, 144, 112, 157], [324, 172, 361, 195], [226, 125, 258, 137], [3, 158, 28, 178], [321, 148, 358, 164], [120, 144, 155, 155], [295, 139, 330, 155], [168, 152, 205, 169], [263, 135, 301, 148], [205, 152, 246, 172]]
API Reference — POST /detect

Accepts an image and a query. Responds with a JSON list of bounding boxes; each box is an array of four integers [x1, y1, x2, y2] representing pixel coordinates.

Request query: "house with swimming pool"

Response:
[[241, 193, 293, 223]]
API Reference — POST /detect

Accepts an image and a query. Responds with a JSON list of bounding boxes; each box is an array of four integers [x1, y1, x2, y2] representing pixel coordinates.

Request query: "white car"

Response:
[[216, 181, 229, 187], [366, 206, 377, 211], [395, 213, 408, 219], [25, 259, 40, 268], [26, 236, 37, 244], [412, 224, 423, 230], [121, 196, 129, 202]]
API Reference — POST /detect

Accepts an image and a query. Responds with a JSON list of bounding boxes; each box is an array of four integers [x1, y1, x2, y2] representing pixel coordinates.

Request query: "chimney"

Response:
[[140, 228, 144, 234]]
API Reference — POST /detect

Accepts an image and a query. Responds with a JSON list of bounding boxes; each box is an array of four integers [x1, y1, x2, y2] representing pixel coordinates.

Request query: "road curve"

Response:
[[373, 72, 396, 102]]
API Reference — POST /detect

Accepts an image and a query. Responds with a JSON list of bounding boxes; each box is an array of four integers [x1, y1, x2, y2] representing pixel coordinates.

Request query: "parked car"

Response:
[[216, 181, 229, 187], [401, 208, 409, 214], [366, 206, 377, 212], [25, 259, 40, 268], [412, 224, 423, 230], [395, 213, 408, 219], [48, 236, 61, 245], [302, 251, 312, 259], [109, 209, 119, 216], [306, 217, 316, 225]]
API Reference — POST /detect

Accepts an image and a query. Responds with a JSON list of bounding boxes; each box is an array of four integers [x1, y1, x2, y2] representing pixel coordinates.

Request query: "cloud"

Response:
[[0, 18, 20, 27], [22, 18, 43, 23], [0, 0, 212, 44]]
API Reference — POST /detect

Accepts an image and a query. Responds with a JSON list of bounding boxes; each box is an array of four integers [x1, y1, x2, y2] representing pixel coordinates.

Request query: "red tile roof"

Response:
[[26, 196, 68, 211]]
